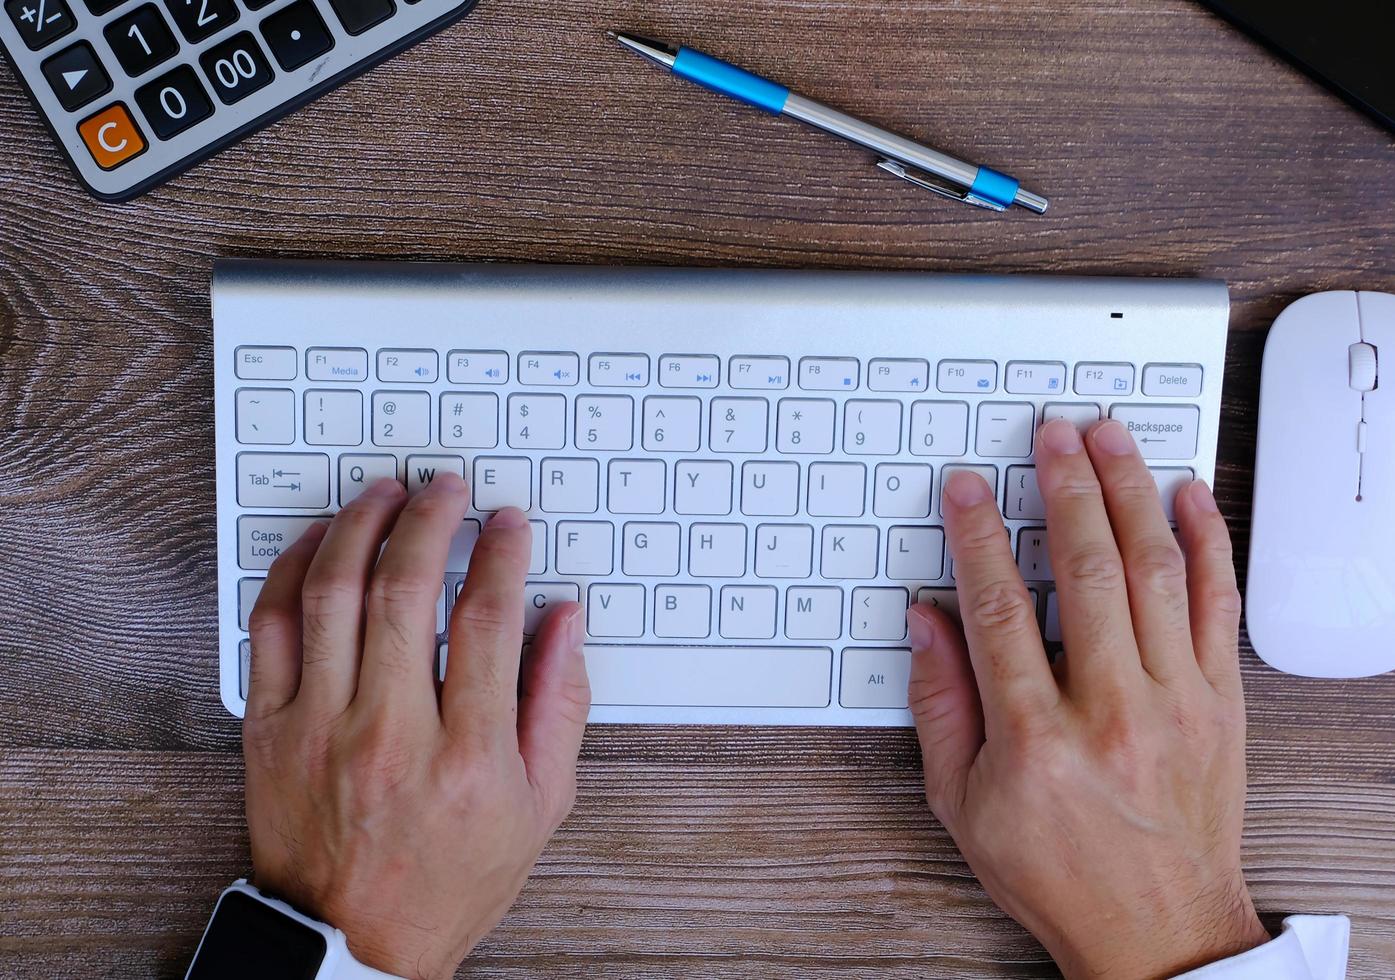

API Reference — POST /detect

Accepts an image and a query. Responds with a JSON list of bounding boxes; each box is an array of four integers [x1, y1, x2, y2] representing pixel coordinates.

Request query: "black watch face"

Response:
[[187, 890, 328, 979]]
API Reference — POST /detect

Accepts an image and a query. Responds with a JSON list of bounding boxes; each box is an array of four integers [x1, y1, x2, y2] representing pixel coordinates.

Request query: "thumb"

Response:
[[517, 602, 591, 831], [907, 604, 984, 825]]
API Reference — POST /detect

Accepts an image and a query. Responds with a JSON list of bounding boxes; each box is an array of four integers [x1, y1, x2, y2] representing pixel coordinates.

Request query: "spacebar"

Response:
[[584, 645, 833, 708]]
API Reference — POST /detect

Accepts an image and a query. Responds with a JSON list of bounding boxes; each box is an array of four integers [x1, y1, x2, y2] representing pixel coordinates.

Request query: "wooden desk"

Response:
[[2, 0, 1392, 975]]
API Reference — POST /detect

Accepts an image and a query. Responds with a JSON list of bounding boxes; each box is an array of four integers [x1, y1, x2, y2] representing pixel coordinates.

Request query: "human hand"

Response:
[[241, 474, 590, 980], [908, 418, 1268, 979]]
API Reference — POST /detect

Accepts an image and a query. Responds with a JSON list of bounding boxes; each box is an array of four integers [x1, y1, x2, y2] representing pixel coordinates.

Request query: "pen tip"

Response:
[[605, 29, 618, 39]]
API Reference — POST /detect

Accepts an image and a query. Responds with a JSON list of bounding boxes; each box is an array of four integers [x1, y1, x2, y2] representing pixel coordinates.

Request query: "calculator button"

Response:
[[6, 0, 75, 50], [135, 64, 212, 139], [40, 41, 111, 111], [164, 0, 238, 44], [327, 0, 392, 34], [200, 32, 274, 104], [260, 0, 333, 71], [104, 5, 179, 77], [77, 102, 146, 169], [80, 0, 121, 12]]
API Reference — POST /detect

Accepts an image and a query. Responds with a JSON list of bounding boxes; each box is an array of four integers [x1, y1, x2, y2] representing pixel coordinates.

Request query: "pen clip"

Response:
[[875, 158, 1007, 212]]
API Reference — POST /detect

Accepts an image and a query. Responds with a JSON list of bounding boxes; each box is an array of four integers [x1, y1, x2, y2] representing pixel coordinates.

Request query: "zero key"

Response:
[[77, 103, 146, 169]]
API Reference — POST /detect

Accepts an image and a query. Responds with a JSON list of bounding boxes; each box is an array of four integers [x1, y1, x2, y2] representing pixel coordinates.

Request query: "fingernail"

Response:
[[364, 477, 403, 499], [486, 506, 528, 530], [908, 605, 936, 650], [1038, 417, 1083, 454], [944, 470, 991, 508], [1189, 480, 1220, 513], [1092, 419, 1138, 456]]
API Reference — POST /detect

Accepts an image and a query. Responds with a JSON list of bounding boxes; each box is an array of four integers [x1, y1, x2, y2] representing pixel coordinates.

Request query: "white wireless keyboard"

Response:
[[213, 260, 1229, 726]]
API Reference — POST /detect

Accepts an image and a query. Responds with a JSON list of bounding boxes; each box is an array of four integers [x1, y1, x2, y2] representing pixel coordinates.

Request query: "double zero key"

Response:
[[199, 31, 273, 103]]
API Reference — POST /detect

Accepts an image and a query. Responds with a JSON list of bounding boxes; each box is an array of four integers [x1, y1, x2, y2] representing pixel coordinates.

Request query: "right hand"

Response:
[[907, 418, 1269, 979]]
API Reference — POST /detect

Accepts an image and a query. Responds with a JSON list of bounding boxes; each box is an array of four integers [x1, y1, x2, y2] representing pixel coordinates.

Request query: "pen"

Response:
[[610, 32, 1048, 215]]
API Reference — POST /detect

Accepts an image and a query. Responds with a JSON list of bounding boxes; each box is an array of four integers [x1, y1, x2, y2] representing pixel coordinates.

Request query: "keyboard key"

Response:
[[873, 463, 932, 519], [200, 32, 273, 105], [674, 460, 733, 515], [372, 391, 429, 446], [785, 587, 842, 640], [1142, 363, 1204, 398], [339, 454, 396, 504], [688, 523, 745, 577], [237, 515, 323, 569], [7, 0, 75, 50], [607, 459, 665, 514], [471, 457, 531, 511], [799, 357, 859, 391], [937, 359, 996, 393], [439, 392, 498, 448], [584, 646, 832, 708], [306, 347, 367, 381], [840, 648, 911, 708], [754, 524, 813, 578], [304, 389, 362, 445], [622, 522, 680, 577], [654, 584, 711, 638], [741, 461, 799, 516], [405, 455, 464, 495], [820, 525, 878, 579], [776, 398, 834, 454], [555, 521, 614, 575], [915, 588, 960, 623], [1042, 402, 1101, 431], [939, 464, 998, 516], [719, 586, 777, 640], [236, 452, 329, 508], [236, 388, 294, 444], [868, 358, 929, 392], [807, 462, 865, 518], [527, 521, 547, 573], [1108, 404, 1201, 459], [240, 640, 251, 696], [1151, 467, 1196, 521], [519, 351, 579, 386], [1016, 528, 1052, 581], [77, 103, 146, 169], [164, 0, 237, 44], [447, 350, 507, 384], [238, 577, 264, 630], [1004, 465, 1043, 519], [104, 5, 178, 76], [975, 402, 1035, 458], [1074, 362, 1134, 396], [588, 353, 648, 387], [843, 400, 901, 455], [850, 587, 909, 641], [909, 400, 969, 457], [541, 458, 599, 514], [729, 356, 789, 389], [576, 395, 634, 451], [1005, 361, 1067, 395], [1045, 590, 1062, 643], [709, 398, 768, 453], [507, 393, 566, 449], [235, 347, 296, 380], [586, 583, 646, 637], [642, 396, 700, 452], [376, 348, 436, 383], [523, 582, 579, 635], [326, 0, 392, 34], [259, 0, 333, 71], [659, 354, 719, 388], [886, 526, 945, 581], [443, 519, 481, 573], [135, 64, 213, 140], [41, 42, 110, 111]]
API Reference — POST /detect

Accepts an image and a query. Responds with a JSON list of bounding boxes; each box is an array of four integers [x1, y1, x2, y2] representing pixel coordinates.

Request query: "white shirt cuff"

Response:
[[1173, 915, 1350, 980]]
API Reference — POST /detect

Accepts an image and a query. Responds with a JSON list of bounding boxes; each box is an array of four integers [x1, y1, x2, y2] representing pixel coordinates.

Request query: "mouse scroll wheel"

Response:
[[1349, 342, 1378, 392]]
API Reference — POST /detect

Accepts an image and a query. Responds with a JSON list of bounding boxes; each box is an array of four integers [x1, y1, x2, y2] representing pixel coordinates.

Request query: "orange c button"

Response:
[[78, 103, 146, 170]]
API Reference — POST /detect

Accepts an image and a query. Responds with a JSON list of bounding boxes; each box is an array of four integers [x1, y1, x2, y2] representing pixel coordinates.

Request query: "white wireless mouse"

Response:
[[1247, 291, 1394, 677]]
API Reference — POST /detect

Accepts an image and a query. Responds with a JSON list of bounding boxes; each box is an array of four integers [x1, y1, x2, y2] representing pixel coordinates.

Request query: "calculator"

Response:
[[0, 0, 478, 199]]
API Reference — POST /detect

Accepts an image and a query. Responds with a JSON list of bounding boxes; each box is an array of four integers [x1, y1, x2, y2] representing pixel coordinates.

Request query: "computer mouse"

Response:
[[1248, 291, 1394, 677]]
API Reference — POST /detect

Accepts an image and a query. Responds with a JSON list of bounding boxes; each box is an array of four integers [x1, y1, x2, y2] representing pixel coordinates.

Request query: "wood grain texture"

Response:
[[1, 0, 1393, 975]]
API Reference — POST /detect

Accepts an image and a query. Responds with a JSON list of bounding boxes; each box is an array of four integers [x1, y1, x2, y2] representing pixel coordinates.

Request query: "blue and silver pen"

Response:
[[611, 32, 1048, 214]]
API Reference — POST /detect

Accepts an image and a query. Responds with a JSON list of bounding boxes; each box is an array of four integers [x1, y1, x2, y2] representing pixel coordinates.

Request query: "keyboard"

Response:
[[213, 260, 1230, 726], [1, 0, 476, 200]]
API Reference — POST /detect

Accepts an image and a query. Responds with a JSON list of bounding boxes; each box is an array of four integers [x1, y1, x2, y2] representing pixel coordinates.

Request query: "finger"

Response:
[[1035, 418, 1141, 696], [442, 507, 533, 743], [1175, 480, 1243, 695], [359, 472, 471, 717], [941, 469, 1059, 739], [517, 602, 590, 831], [1085, 419, 1197, 685], [907, 603, 984, 824], [297, 478, 406, 716], [245, 520, 328, 718]]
